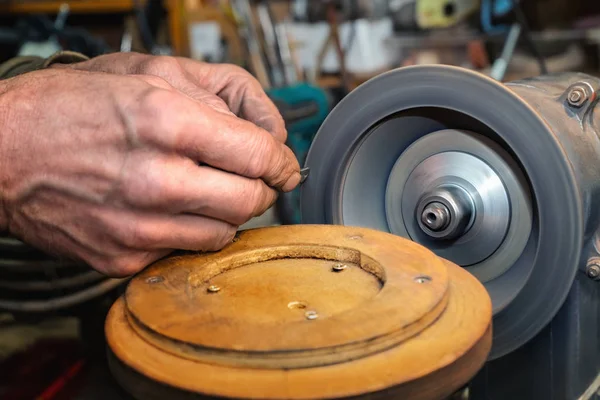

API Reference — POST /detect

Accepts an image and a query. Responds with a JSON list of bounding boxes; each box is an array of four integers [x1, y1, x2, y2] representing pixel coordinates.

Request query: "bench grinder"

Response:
[[301, 65, 600, 399]]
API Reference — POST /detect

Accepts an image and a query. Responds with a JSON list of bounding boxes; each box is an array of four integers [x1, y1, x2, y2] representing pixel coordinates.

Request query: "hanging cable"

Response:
[[511, 0, 548, 74]]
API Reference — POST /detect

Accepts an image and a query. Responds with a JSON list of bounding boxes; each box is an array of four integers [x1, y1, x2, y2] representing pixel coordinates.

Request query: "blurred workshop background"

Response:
[[1, 0, 600, 399]]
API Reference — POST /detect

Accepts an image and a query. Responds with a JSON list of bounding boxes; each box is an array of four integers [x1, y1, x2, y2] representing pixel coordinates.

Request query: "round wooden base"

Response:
[[106, 225, 492, 399]]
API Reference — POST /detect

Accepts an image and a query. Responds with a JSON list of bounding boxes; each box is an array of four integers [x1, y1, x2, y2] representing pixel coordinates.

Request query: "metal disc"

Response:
[[300, 65, 582, 359], [337, 120, 534, 316], [397, 152, 509, 266], [385, 129, 532, 283]]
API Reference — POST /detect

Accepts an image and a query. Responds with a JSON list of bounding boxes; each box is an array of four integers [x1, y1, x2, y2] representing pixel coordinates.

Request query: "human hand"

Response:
[[53, 52, 288, 142], [0, 68, 300, 277]]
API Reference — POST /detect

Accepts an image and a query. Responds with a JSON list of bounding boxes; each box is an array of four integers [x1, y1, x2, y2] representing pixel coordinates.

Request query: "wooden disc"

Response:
[[106, 225, 492, 400]]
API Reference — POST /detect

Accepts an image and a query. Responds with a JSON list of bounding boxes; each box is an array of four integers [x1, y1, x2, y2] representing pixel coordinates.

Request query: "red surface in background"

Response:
[[0, 339, 86, 400]]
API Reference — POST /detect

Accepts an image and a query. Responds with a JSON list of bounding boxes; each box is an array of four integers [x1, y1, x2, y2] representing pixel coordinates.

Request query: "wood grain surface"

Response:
[[106, 225, 492, 400]]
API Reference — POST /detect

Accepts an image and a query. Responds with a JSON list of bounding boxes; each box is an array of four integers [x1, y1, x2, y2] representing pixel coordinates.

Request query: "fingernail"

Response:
[[281, 172, 301, 192]]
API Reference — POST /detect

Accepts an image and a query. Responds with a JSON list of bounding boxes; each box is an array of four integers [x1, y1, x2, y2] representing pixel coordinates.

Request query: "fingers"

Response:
[[135, 74, 177, 91], [133, 88, 301, 192], [66, 53, 288, 142], [117, 150, 278, 225], [178, 60, 288, 143], [6, 181, 232, 277], [106, 211, 237, 252], [88, 209, 236, 277], [178, 84, 235, 116], [88, 250, 171, 278], [136, 73, 235, 116]]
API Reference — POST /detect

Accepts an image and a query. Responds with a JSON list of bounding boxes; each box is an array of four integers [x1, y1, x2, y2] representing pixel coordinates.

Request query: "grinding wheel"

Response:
[[106, 225, 492, 400], [301, 65, 583, 360]]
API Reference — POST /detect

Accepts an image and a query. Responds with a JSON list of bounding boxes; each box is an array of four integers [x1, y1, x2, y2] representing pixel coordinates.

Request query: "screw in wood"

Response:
[[304, 310, 318, 320], [332, 263, 348, 272], [207, 285, 221, 293], [146, 276, 164, 284], [414, 275, 432, 284]]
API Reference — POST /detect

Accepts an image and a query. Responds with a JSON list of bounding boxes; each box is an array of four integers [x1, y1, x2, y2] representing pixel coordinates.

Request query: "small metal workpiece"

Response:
[[567, 86, 588, 108], [332, 263, 348, 272], [300, 167, 310, 184]]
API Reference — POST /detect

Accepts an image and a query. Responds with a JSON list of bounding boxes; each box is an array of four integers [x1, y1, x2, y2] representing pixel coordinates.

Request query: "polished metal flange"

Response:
[[301, 65, 582, 359], [385, 129, 532, 283]]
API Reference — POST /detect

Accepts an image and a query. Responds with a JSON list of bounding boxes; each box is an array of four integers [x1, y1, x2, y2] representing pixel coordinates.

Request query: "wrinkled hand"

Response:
[[0, 67, 300, 277], [54, 52, 287, 142]]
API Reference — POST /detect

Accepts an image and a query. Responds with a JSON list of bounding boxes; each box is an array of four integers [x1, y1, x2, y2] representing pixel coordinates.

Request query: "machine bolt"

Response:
[[421, 202, 451, 232], [207, 284, 221, 293], [567, 86, 588, 107], [586, 263, 600, 280], [332, 263, 348, 272], [305, 310, 319, 320]]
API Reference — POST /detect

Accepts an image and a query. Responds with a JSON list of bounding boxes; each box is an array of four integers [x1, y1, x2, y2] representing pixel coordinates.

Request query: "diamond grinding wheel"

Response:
[[300, 65, 600, 360], [106, 225, 492, 400]]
